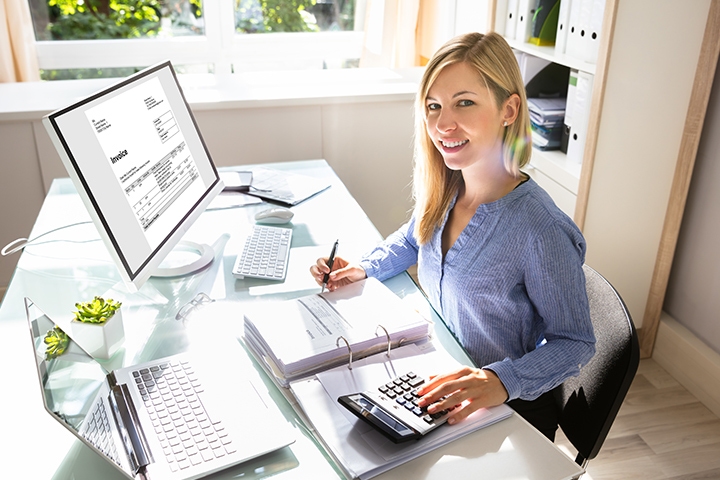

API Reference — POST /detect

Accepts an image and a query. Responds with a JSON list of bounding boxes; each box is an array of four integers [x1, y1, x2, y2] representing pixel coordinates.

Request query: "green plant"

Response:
[[74, 296, 122, 324], [47, 0, 162, 40], [44, 326, 69, 359]]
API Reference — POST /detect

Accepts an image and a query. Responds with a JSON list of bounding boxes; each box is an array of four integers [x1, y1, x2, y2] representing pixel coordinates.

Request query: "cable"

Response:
[[1, 221, 93, 256]]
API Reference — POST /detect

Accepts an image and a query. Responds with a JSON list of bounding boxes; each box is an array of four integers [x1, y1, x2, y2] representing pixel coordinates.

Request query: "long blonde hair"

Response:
[[412, 32, 531, 244]]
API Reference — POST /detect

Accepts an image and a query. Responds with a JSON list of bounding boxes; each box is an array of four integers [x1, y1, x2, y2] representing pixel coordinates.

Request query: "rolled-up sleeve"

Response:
[[359, 218, 420, 282]]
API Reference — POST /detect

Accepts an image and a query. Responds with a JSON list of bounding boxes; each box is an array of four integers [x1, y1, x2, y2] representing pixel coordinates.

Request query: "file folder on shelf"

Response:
[[530, 0, 561, 46], [515, 51, 552, 85], [564, 0, 606, 64], [584, 0, 606, 64], [561, 68, 578, 154], [515, 0, 535, 43], [566, 70, 594, 164], [505, 0, 519, 40], [565, 0, 583, 60], [555, 0, 571, 55]]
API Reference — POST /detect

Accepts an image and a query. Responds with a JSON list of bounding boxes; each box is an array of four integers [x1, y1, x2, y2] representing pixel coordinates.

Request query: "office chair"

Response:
[[554, 264, 640, 474]]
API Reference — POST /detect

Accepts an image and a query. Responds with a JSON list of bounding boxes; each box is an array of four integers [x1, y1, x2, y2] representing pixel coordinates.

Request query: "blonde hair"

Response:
[[412, 32, 532, 244]]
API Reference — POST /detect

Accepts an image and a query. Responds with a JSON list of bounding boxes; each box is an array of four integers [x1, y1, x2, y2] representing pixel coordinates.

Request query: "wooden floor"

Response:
[[555, 359, 720, 479]]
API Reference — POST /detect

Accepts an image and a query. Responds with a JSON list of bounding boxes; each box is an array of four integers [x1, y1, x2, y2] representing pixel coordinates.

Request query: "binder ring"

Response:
[[376, 325, 391, 357], [336, 336, 353, 370]]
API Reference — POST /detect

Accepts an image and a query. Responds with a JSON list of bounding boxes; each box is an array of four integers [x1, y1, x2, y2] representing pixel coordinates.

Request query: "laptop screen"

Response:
[[27, 299, 108, 432], [24, 298, 134, 474]]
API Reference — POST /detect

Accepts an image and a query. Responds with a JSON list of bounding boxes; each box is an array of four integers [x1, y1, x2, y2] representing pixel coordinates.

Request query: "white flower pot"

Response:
[[70, 309, 124, 359]]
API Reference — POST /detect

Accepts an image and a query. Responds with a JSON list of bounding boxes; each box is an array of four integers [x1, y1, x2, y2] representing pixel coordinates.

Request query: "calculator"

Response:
[[337, 371, 452, 443]]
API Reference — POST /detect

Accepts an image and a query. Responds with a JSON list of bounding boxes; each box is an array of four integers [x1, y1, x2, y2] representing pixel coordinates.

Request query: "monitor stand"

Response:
[[152, 241, 214, 278]]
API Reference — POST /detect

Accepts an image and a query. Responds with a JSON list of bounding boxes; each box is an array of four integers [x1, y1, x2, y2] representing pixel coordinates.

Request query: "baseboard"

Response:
[[652, 311, 720, 418]]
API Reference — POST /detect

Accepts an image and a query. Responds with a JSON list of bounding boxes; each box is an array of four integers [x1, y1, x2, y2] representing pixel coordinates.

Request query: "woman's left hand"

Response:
[[416, 366, 509, 425]]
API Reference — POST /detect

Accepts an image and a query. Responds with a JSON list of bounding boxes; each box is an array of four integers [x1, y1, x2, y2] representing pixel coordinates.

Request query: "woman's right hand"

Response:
[[310, 255, 367, 291]]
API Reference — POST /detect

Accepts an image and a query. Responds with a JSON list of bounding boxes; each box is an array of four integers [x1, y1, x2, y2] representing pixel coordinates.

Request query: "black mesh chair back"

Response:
[[554, 264, 640, 469]]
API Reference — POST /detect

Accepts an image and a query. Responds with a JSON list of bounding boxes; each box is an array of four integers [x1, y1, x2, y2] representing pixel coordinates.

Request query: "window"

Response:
[[27, 0, 364, 80]]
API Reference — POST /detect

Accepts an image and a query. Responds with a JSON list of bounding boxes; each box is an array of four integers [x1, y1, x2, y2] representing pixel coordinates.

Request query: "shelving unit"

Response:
[[489, 0, 719, 357], [505, 38, 596, 76], [502, 26, 599, 218]]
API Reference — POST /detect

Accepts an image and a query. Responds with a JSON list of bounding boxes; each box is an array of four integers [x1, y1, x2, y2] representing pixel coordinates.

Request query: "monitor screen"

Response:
[[42, 61, 224, 292]]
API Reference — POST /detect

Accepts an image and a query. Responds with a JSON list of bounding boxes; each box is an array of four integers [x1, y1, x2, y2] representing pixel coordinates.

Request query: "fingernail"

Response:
[[448, 417, 456, 425]]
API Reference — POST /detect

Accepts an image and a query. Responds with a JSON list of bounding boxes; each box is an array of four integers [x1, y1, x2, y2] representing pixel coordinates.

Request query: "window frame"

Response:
[[33, 0, 365, 75]]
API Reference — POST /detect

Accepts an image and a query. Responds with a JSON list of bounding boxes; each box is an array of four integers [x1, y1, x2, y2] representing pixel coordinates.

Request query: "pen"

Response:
[[321, 239, 339, 293]]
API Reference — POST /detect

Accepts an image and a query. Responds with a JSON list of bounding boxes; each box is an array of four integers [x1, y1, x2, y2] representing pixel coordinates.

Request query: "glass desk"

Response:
[[0, 159, 583, 479]]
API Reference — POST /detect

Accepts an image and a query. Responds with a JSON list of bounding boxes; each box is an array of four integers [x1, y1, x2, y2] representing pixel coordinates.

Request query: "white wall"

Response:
[[664, 60, 720, 355]]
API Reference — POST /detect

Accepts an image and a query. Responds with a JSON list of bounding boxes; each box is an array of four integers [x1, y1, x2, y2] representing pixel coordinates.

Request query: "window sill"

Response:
[[0, 67, 424, 122]]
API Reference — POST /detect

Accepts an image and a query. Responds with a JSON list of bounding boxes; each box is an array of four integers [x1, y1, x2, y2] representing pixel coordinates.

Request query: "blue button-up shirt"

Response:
[[359, 178, 595, 401]]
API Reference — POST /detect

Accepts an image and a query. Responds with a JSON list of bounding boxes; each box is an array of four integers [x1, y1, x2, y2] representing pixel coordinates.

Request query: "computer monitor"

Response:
[[42, 61, 224, 292]]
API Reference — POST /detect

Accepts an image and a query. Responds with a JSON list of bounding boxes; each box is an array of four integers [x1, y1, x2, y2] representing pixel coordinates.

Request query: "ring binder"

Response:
[[376, 325, 391, 357], [336, 336, 353, 370], [243, 278, 431, 386]]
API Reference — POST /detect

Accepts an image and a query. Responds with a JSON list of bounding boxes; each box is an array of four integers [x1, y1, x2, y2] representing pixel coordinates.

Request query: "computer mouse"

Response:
[[255, 207, 294, 224]]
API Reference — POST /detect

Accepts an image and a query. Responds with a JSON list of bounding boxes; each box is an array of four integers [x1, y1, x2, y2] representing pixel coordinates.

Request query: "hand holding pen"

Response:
[[321, 240, 339, 293], [310, 241, 368, 292]]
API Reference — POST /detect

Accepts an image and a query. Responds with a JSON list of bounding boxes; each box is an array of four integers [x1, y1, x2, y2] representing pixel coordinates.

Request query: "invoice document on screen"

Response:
[[85, 75, 205, 248]]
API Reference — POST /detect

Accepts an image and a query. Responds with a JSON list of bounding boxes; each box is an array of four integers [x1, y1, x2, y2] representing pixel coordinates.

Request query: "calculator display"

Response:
[[338, 393, 418, 442]]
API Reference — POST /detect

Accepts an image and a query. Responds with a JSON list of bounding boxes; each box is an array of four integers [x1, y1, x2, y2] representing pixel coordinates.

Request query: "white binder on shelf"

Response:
[[583, 0, 606, 64], [555, 0, 571, 55], [564, 0, 584, 60], [561, 68, 578, 154], [515, 0, 535, 43], [505, 0, 519, 40], [566, 70, 594, 164], [494, 0, 510, 36]]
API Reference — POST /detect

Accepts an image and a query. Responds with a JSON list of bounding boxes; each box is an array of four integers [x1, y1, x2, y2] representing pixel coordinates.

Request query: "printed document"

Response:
[[85, 76, 205, 248]]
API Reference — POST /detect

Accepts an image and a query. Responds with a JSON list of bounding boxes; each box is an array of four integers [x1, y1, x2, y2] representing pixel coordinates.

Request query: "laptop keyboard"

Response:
[[133, 360, 236, 472], [232, 225, 292, 281], [83, 398, 121, 466]]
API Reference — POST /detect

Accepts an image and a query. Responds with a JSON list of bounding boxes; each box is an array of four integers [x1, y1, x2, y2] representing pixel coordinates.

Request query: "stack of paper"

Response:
[[528, 97, 566, 151], [243, 278, 431, 387]]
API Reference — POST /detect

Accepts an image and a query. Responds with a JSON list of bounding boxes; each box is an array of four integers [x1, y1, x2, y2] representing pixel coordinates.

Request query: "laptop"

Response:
[[25, 297, 295, 480]]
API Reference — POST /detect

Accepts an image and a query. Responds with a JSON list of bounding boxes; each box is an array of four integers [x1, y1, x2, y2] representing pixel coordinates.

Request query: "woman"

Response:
[[310, 32, 595, 440]]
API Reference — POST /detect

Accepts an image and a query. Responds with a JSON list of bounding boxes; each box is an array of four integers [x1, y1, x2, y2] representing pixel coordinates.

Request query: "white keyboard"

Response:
[[232, 225, 292, 281]]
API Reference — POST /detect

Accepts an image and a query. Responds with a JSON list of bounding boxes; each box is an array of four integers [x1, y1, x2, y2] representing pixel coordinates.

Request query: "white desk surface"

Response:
[[0, 159, 583, 480]]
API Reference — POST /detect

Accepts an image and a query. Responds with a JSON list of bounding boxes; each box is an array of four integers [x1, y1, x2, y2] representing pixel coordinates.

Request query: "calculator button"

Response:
[[408, 377, 425, 388]]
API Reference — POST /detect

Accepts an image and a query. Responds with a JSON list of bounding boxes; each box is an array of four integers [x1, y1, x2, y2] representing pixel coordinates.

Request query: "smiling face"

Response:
[[425, 62, 513, 175]]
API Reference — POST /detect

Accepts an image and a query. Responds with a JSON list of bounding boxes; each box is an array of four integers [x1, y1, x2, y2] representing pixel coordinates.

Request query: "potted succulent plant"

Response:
[[71, 296, 124, 359]]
